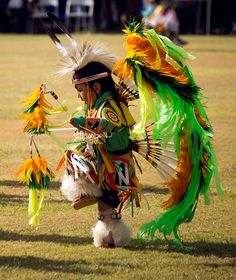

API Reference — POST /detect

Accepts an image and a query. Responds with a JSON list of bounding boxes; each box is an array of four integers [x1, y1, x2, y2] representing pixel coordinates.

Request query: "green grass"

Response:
[[0, 34, 235, 279]]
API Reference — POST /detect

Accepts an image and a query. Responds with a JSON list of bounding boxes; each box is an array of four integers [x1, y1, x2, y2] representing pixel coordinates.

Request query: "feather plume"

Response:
[[116, 21, 222, 247], [16, 155, 54, 226], [57, 41, 117, 76], [41, 14, 117, 76], [20, 84, 53, 134], [40, 19, 68, 57]]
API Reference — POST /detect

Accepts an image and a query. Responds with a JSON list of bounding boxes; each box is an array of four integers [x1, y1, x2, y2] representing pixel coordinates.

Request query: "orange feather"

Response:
[[162, 132, 192, 209]]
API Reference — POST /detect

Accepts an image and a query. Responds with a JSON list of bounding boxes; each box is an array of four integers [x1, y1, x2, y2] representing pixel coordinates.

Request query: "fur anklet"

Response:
[[92, 219, 131, 248]]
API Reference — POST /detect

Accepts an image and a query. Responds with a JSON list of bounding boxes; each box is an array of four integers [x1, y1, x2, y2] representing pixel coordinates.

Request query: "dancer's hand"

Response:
[[70, 115, 85, 128]]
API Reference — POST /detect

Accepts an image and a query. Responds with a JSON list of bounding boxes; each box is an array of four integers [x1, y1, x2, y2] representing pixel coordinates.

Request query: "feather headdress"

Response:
[[41, 13, 116, 76]]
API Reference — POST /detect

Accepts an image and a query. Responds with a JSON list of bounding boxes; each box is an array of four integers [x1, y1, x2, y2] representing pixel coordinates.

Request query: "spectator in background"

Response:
[[93, 0, 101, 31], [141, 0, 158, 18], [114, 0, 127, 27], [58, 0, 67, 23], [93, 0, 124, 32], [93, 0, 142, 33], [126, 0, 143, 21], [0, 0, 9, 32], [27, 0, 59, 33], [175, 1, 196, 34], [29, 0, 58, 14], [5, 0, 29, 33], [143, 0, 187, 45], [93, 0, 115, 32]]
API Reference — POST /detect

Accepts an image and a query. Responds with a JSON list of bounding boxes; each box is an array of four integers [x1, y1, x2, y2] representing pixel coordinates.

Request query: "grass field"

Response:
[[0, 33, 235, 279]]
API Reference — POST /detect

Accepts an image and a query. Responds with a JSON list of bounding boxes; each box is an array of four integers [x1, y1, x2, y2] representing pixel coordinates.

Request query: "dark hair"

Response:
[[74, 62, 128, 124], [73, 62, 115, 92]]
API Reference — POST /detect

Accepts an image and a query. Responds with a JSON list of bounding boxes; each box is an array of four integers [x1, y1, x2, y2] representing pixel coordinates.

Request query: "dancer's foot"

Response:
[[71, 194, 98, 209]]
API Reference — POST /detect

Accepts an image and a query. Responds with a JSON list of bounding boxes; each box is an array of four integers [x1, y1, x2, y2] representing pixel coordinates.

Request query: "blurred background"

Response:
[[0, 0, 235, 35]]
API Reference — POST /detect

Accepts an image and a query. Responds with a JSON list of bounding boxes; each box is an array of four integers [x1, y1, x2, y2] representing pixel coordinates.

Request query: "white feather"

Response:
[[55, 41, 68, 57], [56, 40, 117, 76], [61, 173, 102, 201]]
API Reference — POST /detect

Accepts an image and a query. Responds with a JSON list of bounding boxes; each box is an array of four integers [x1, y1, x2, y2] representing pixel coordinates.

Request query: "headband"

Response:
[[73, 72, 110, 85]]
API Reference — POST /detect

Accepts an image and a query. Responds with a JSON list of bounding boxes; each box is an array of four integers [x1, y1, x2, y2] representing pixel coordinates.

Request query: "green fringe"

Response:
[[138, 124, 219, 247], [124, 21, 222, 247], [135, 63, 222, 248], [28, 172, 53, 190]]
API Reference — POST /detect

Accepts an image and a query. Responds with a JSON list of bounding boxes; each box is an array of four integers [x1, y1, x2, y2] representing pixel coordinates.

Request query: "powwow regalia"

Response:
[[17, 14, 222, 248]]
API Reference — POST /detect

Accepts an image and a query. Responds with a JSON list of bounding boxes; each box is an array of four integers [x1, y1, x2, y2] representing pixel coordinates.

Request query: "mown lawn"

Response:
[[0, 33, 235, 279]]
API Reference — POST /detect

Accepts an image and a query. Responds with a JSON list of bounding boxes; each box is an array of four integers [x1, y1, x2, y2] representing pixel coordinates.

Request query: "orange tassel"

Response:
[[56, 155, 65, 171], [162, 132, 192, 209]]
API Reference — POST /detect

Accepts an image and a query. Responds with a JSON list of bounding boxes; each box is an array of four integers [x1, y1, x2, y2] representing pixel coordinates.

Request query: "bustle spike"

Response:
[[116, 79, 139, 103], [132, 123, 178, 181]]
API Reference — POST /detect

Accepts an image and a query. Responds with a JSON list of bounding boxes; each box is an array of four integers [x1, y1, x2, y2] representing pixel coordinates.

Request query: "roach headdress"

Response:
[[41, 13, 116, 77]]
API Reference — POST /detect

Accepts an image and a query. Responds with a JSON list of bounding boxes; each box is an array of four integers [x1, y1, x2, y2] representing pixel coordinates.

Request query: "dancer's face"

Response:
[[74, 83, 89, 102], [74, 82, 101, 107]]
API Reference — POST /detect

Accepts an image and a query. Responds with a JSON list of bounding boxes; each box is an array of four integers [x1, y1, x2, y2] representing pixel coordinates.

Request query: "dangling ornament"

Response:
[[16, 136, 54, 226]]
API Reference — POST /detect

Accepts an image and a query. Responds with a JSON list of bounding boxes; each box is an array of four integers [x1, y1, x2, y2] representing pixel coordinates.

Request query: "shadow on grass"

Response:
[[0, 192, 65, 205], [0, 255, 139, 274], [0, 180, 23, 187], [203, 262, 235, 268], [0, 255, 107, 274], [142, 185, 169, 195], [183, 241, 236, 258], [0, 180, 61, 189], [1, 180, 168, 195], [0, 229, 92, 245], [0, 193, 28, 205], [128, 239, 236, 259]]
